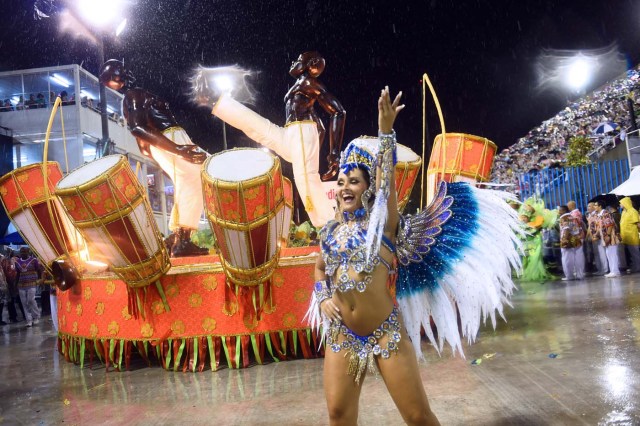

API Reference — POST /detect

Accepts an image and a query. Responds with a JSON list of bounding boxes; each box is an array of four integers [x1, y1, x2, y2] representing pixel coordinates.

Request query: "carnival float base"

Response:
[[56, 247, 324, 372]]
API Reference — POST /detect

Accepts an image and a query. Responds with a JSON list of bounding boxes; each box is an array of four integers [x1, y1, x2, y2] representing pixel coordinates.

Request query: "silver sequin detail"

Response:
[[327, 307, 402, 384]]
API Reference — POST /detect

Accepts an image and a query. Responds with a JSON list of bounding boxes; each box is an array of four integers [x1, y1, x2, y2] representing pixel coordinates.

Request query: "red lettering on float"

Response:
[[326, 188, 335, 200]]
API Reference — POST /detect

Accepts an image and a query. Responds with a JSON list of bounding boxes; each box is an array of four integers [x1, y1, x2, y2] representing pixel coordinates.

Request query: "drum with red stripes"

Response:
[[426, 133, 497, 204], [0, 162, 87, 270], [202, 148, 289, 287], [55, 155, 170, 288]]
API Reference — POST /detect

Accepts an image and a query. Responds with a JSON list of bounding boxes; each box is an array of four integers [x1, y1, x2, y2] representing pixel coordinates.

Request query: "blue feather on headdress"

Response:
[[339, 139, 376, 175]]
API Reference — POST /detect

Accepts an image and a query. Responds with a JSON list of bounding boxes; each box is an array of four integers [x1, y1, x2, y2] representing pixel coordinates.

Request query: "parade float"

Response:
[[0, 69, 499, 373]]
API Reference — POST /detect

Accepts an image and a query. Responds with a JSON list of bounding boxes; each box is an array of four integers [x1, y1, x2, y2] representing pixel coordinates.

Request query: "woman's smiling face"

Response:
[[336, 168, 369, 213]]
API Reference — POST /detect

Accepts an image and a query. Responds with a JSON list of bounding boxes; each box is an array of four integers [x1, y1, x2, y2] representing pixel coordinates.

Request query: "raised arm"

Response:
[[377, 87, 404, 235]]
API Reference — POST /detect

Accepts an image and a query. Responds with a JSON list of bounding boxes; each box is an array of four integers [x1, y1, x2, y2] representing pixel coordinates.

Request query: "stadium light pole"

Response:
[[96, 38, 109, 157], [75, 0, 128, 157]]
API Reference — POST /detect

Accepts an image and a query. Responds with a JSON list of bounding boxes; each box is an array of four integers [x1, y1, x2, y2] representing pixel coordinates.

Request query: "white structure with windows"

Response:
[[0, 64, 179, 235]]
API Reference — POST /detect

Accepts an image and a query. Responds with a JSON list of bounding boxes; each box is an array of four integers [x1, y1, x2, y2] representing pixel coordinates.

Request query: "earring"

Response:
[[361, 189, 373, 216]]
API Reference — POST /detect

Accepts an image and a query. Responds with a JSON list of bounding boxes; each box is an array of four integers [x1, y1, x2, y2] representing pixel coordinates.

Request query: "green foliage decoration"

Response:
[[191, 228, 216, 251], [565, 135, 593, 167], [288, 221, 319, 247]]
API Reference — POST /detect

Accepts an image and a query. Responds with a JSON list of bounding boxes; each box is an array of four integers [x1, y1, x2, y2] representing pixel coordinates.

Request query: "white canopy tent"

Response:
[[610, 166, 640, 196]]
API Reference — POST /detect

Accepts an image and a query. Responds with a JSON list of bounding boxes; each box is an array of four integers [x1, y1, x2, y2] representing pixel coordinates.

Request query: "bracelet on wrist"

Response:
[[313, 280, 332, 304], [378, 130, 397, 165]]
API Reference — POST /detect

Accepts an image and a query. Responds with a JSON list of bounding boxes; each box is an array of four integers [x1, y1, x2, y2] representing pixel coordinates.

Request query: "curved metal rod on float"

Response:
[[42, 96, 81, 290], [421, 73, 447, 209]]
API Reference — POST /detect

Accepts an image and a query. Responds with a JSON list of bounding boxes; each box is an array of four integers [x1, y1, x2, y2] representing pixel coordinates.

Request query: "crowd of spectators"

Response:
[[0, 245, 54, 328], [521, 195, 640, 282], [545, 197, 640, 279], [491, 67, 640, 192], [0, 91, 76, 112], [0, 91, 124, 125]]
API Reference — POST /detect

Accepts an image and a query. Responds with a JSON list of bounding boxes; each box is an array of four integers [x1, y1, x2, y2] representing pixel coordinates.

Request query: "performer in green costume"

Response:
[[518, 198, 558, 282]]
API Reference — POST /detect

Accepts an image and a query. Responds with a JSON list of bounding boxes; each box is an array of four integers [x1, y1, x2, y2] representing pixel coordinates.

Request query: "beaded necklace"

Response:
[[335, 208, 367, 251], [323, 208, 379, 293]]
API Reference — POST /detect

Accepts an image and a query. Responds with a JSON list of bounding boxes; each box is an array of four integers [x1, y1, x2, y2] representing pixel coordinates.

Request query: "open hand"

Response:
[[320, 298, 341, 323], [378, 86, 404, 134]]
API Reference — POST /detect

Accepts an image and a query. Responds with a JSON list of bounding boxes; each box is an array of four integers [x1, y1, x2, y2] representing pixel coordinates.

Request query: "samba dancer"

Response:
[[99, 60, 208, 257], [307, 88, 522, 425], [308, 87, 438, 424]]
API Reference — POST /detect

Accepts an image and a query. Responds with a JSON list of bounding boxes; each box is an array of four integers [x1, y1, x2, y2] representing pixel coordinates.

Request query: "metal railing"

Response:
[[518, 159, 631, 212]]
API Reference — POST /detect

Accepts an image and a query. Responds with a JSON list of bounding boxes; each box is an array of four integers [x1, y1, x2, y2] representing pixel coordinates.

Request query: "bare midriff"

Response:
[[330, 245, 396, 336]]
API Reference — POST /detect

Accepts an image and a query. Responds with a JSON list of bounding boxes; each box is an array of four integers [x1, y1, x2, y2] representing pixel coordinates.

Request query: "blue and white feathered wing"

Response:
[[396, 181, 523, 359]]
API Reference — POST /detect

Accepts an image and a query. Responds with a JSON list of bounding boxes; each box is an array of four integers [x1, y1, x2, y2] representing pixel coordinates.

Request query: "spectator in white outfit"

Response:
[[595, 201, 622, 278], [558, 205, 586, 281]]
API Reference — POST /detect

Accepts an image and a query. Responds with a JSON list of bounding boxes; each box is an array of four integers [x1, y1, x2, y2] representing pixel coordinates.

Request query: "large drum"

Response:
[[0, 162, 87, 270], [202, 148, 289, 287], [55, 155, 170, 288], [348, 137, 422, 212], [426, 133, 497, 204]]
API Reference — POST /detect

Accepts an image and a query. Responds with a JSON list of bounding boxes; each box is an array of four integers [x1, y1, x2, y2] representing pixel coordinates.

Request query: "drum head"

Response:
[[57, 155, 123, 189], [206, 149, 274, 182], [396, 144, 419, 162]]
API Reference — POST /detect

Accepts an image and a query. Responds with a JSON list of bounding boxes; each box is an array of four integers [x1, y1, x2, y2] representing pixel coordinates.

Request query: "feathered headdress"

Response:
[[339, 137, 377, 176], [338, 135, 395, 265]]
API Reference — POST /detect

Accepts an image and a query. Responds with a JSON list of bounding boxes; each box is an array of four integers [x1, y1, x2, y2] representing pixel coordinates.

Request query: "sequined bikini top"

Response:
[[320, 208, 396, 293]]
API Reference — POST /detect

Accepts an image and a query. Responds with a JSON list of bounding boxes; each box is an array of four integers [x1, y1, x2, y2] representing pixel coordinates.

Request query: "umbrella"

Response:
[[610, 166, 640, 196], [593, 122, 620, 135], [589, 193, 620, 207], [0, 231, 25, 245]]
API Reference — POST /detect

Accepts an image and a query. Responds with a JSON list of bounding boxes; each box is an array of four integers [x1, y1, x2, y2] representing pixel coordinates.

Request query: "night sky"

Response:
[[2, 0, 640, 165]]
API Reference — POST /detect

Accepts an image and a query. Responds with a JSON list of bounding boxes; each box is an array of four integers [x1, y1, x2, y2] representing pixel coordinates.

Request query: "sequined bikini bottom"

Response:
[[326, 306, 402, 384]]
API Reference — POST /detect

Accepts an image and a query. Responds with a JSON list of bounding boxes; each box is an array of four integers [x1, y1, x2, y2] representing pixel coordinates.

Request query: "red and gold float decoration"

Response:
[[426, 133, 497, 203], [420, 73, 498, 205], [55, 155, 171, 314], [56, 248, 323, 372], [201, 148, 292, 324], [0, 96, 91, 290], [395, 144, 423, 212], [55, 155, 169, 289], [0, 162, 87, 274]]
